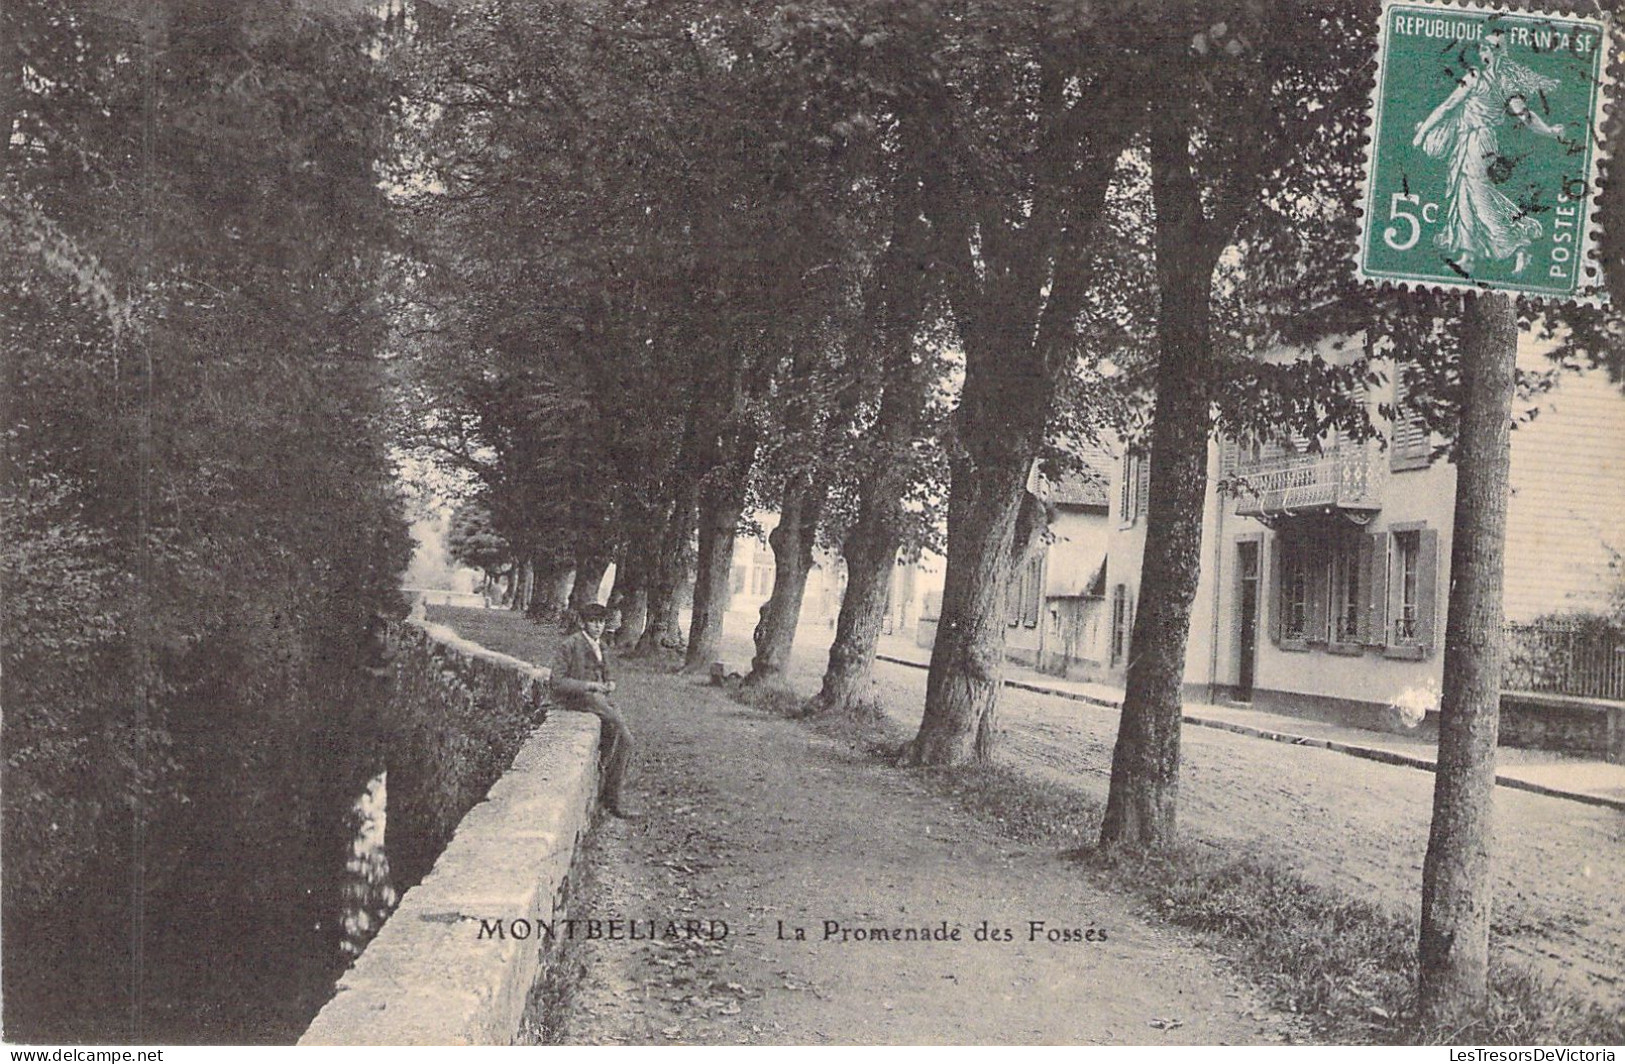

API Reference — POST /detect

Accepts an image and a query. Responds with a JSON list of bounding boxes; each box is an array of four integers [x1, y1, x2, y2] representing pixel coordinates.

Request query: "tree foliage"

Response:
[[3, 0, 410, 1040]]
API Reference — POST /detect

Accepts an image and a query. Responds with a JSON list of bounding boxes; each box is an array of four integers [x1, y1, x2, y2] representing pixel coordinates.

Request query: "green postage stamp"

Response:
[[1359, 0, 1614, 301]]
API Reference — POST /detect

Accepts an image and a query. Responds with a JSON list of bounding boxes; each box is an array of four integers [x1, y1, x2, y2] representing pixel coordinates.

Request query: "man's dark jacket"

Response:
[[550, 631, 611, 701]]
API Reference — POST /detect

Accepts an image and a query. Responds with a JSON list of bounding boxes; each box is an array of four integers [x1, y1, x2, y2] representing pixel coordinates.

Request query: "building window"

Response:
[[752, 563, 773, 596], [1007, 552, 1043, 628], [731, 566, 746, 595], [1119, 450, 1150, 526], [1279, 544, 1308, 642], [1328, 538, 1363, 644], [1392, 531, 1421, 643], [1110, 584, 1131, 666], [1392, 367, 1431, 471]]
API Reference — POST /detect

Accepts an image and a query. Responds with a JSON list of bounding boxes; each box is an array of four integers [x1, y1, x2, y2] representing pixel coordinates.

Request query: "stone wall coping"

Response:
[[300, 622, 597, 1046], [412, 619, 552, 684]]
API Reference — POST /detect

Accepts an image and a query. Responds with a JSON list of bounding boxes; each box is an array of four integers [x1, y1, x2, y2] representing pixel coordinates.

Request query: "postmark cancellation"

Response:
[[1359, 0, 1615, 302]]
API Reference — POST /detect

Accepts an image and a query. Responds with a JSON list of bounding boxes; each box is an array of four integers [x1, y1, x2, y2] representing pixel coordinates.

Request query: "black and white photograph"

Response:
[[3, 0, 1623, 1050]]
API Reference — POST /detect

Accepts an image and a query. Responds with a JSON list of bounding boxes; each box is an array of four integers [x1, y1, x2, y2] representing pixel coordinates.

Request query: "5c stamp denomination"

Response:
[[1359, 0, 1613, 301]]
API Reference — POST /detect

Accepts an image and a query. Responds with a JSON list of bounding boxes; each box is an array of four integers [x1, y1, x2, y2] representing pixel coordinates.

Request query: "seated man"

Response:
[[550, 604, 640, 819]]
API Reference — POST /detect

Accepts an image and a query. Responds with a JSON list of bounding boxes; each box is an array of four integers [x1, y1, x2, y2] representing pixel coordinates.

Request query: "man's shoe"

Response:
[[608, 804, 645, 821]]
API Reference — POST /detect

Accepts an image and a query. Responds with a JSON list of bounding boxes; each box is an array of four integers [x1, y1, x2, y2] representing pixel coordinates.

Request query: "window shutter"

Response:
[[1118, 454, 1132, 525], [1305, 538, 1329, 641], [1367, 532, 1389, 646], [1392, 371, 1428, 470], [1111, 584, 1126, 664], [1356, 533, 1376, 643], [1123, 593, 1134, 664], [1220, 439, 1237, 478], [1136, 452, 1152, 521], [1024, 554, 1042, 628], [1416, 528, 1440, 652], [1268, 537, 1284, 644]]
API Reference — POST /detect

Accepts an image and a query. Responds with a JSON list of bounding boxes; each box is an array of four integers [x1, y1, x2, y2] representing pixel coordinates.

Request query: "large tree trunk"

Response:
[[906, 441, 1034, 765], [746, 478, 826, 686], [1099, 98, 1221, 850], [813, 181, 936, 715], [634, 490, 695, 655], [1418, 292, 1516, 1027], [902, 47, 1139, 766], [611, 549, 650, 649], [511, 557, 532, 613], [815, 469, 906, 716], [524, 554, 568, 622], [567, 549, 611, 612], [683, 473, 748, 673], [617, 588, 648, 648]]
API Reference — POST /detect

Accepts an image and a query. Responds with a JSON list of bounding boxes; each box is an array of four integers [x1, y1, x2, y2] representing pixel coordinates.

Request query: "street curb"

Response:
[[874, 654, 1625, 813]]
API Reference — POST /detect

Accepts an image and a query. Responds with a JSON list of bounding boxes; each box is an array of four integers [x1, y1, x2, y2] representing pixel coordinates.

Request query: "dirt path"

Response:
[[434, 606, 1624, 1039], [547, 658, 1297, 1045]]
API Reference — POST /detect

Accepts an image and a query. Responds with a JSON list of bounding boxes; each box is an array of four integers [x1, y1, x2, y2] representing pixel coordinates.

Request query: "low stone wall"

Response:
[[385, 621, 553, 888], [301, 621, 603, 1045], [1501, 692, 1625, 765], [1252, 686, 1624, 764]]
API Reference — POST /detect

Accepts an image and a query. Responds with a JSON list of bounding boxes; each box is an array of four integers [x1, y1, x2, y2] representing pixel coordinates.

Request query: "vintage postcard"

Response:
[[4, 0, 1622, 1054]]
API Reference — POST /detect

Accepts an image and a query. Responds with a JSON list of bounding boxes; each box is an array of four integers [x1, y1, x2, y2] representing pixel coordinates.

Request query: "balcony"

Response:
[[1231, 440, 1385, 520]]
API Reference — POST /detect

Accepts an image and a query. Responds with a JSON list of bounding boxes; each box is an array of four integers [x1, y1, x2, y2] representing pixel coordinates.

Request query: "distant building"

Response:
[[726, 513, 932, 638], [1002, 446, 1115, 675]]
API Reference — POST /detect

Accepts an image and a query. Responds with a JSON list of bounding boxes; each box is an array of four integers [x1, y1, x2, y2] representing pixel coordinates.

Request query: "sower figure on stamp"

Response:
[[551, 603, 642, 819]]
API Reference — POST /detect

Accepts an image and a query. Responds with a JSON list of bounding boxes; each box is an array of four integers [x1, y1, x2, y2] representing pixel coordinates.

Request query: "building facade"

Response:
[[1039, 355, 1625, 733]]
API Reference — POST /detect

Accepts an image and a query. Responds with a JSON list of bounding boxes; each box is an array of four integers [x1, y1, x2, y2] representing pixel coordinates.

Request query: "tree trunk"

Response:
[[617, 588, 648, 648], [1418, 292, 1516, 1027], [1099, 100, 1220, 850], [611, 550, 650, 649], [525, 560, 569, 622], [814, 467, 906, 715], [568, 549, 611, 612], [906, 442, 1033, 765], [813, 183, 936, 715], [746, 478, 826, 686], [511, 558, 531, 613], [635, 483, 696, 655], [683, 476, 747, 673], [902, 46, 1139, 766]]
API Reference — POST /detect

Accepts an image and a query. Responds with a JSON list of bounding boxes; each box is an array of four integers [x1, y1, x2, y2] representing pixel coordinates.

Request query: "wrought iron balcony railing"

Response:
[[1231, 440, 1385, 519]]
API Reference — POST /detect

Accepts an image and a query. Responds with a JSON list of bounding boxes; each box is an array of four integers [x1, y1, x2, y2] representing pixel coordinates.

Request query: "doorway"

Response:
[[1236, 541, 1260, 701]]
